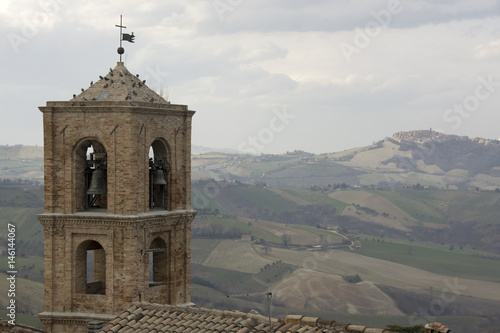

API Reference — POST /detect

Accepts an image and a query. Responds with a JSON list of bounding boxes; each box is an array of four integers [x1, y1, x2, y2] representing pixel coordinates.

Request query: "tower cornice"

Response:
[[39, 102, 195, 117], [38, 210, 197, 227]]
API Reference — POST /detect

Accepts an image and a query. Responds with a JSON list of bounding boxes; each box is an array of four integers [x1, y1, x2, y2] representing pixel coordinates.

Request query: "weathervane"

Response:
[[115, 15, 135, 62]]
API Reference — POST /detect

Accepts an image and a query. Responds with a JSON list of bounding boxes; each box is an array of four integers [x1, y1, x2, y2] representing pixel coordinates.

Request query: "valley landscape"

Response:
[[1, 130, 500, 332]]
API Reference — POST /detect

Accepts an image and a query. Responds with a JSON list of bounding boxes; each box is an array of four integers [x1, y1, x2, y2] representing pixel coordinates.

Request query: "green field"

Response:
[[239, 158, 300, 176], [0, 273, 44, 320], [0, 186, 43, 206], [365, 189, 445, 224], [356, 236, 500, 282], [0, 255, 44, 283], [290, 225, 344, 243], [383, 189, 500, 225], [0, 207, 43, 242], [191, 263, 266, 295], [0, 311, 42, 328], [202, 240, 274, 273], [225, 186, 298, 214], [191, 239, 221, 263], [194, 216, 282, 243], [0, 160, 43, 178], [191, 187, 229, 214], [269, 163, 357, 178], [280, 188, 348, 212]]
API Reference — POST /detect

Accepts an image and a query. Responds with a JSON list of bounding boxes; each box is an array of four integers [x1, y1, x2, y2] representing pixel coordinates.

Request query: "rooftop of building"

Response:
[[97, 302, 396, 333], [70, 62, 167, 105]]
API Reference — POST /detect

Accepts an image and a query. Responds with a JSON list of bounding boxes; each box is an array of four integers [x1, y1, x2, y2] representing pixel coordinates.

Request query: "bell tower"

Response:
[[37, 61, 196, 332]]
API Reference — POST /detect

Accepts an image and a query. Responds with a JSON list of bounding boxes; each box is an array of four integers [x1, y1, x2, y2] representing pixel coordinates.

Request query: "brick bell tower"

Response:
[[37, 58, 196, 332]]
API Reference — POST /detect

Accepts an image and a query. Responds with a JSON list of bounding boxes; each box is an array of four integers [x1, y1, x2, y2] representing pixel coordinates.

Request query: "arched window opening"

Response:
[[86, 144, 107, 209], [75, 140, 107, 212], [148, 237, 168, 287], [149, 140, 170, 210], [76, 240, 106, 295]]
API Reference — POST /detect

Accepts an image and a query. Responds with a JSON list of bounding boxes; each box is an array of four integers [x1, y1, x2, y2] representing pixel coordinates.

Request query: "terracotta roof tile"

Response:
[[110, 324, 122, 332], [301, 317, 318, 327], [304, 328, 318, 333], [277, 322, 295, 332], [253, 323, 267, 331], [285, 315, 304, 324], [97, 302, 395, 333], [121, 328, 135, 333], [364, 329, 385, 333], [347, 325, 366, 332], [117, 318, 128, 327], [236, 328, 250, 333], [295, 327, 308, 333]]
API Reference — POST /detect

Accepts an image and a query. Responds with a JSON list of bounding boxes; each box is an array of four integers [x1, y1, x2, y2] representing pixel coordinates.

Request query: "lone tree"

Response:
[[260, 240, 272, 255], [282, 233, 291, 248]]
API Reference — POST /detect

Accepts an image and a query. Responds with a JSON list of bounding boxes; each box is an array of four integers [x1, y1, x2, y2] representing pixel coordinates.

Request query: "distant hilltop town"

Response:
[[391, 129, 499, 145]]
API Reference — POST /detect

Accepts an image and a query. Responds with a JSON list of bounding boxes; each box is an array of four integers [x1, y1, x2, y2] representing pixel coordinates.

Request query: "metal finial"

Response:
[[115, 15, 126, 62], [115, 15, 135, 62]]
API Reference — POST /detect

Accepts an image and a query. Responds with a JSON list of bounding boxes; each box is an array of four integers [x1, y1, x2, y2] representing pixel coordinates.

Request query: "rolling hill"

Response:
[[191, 130, 500, 191], [3, 130, 500, 332]]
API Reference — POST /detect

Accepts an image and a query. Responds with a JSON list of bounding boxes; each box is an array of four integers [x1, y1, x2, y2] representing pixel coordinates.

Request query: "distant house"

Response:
[[240, 234, 252, 242], [425, 322, 451, 333]]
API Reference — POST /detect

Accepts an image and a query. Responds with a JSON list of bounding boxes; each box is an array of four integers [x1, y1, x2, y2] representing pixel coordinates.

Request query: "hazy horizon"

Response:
[[1, 1, 500, 154]]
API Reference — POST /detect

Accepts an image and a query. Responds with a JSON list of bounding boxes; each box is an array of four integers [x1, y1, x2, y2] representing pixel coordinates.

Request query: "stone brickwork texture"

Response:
[[38, 62, 196, 333]]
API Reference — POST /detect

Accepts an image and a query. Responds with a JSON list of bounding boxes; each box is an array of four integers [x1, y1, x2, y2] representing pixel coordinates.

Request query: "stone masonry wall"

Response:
[[40, 103, 194, 215]]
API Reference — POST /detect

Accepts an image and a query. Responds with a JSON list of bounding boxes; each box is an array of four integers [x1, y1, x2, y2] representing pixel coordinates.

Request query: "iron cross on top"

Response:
[[115, 15, 135, 60]]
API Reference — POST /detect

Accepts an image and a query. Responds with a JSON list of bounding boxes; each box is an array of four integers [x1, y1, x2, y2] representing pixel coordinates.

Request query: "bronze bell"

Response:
[[87, 169, 107, 195], [153, 169, 167, 185]]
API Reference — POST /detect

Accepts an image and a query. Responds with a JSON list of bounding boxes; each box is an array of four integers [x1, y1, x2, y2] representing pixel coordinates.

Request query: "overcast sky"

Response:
[[1, 0, 500, 154]]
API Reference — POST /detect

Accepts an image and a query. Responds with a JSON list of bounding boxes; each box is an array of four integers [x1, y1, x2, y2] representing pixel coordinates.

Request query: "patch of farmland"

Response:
[[259, 247, 500, 302], [271, 268, 403, 315], [202, 240, 274, 273], [337, 141, 410, 171], [240, 218, 321, 245], [191, 239, 221, 264], [329, 190, 416, 230], [358, 171, 446, 188]]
